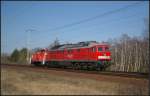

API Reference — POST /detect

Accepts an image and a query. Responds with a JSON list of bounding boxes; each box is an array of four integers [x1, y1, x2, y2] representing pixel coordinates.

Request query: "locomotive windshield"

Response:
[[98, 46, 109, 51], [41, 50, 45, 52], [98, 47, 103, 51], [105, 47, 109, 51]]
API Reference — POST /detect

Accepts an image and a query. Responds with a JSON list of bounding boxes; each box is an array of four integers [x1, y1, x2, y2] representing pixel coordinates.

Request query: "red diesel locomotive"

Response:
[[31, 41, 111, 70]]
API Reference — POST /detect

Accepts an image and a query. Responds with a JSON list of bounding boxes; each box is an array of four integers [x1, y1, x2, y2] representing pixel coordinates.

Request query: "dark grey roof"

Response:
[[49, 41, 99, 50]]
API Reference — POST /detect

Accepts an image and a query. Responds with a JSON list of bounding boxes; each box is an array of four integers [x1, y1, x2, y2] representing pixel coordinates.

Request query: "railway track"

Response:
[[1, 63, 149, 79]]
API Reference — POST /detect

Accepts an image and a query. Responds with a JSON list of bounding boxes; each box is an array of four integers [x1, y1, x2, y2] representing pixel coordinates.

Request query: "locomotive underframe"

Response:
[[31, 60, 110, 71]]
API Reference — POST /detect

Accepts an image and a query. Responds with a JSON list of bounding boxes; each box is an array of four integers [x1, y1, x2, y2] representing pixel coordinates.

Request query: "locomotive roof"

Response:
[[49, 41, 109, 51]]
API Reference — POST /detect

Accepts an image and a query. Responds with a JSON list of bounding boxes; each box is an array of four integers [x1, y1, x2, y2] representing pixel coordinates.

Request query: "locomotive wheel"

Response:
[[61, 65, 66, 69], [86, 63, 91, 71], [96, 66, 102, 71], [72, 63, 76, 70], [45, 62, 49, 68], [80, 64, 83, 70], [96, 67, 101, 71], [101, 66, 106, 71], [33, 62, 40, 67], [80, 63, 84, 70], [78, 63, 81, 70], [47, 62, 53, 68], [75, 63, 80, 70], [86, 63, 90, 70], [75, 63, 78, 70], [86, 66, 89, 70]]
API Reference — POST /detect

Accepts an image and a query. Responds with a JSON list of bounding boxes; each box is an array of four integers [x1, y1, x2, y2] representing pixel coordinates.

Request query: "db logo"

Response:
[[67, 54, 73, 58]]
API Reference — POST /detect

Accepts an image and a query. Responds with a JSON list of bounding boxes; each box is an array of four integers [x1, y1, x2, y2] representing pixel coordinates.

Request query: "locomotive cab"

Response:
[[31, 49, 48, 66], [96, 45, 111, 61], [94, 45, 111, 70]]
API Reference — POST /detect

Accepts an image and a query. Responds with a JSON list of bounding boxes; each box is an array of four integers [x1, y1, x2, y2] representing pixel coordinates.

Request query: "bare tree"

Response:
[[47, 38, 60, 50], [108, 29, 149, 73]]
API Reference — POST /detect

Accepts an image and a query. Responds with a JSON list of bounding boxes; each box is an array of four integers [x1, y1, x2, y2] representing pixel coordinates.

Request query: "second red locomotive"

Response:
[[31, 41, 111, 70]]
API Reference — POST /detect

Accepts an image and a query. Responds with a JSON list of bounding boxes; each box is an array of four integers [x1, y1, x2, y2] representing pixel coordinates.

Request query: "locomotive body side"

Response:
[[31, 49, 47, 66], [31, 43, 111, 70]]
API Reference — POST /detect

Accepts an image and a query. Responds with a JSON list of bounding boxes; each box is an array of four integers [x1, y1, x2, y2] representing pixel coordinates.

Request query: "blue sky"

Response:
[[1, 1, 149, 54]]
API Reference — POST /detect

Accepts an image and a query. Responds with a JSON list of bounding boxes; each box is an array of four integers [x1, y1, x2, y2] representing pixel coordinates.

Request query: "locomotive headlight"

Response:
[[106, 56, 110, 59], [98, 56, 110, 59]]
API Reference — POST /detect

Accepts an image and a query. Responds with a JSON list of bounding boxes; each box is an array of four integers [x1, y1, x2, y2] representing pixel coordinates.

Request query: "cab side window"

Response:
[[105, 47, 109, 51], [98, 47, 103, 52], [77, 49, 80, 52], [91, 47, 96, 52], [41, 50, 45, 53], [68, 49, 72, 53]]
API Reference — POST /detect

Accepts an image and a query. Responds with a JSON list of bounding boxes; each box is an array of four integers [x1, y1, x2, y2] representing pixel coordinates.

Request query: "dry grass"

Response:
[[1, 66, 149, 95]]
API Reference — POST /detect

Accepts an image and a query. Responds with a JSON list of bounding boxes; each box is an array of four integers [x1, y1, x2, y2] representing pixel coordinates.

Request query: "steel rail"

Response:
[[1, 63, 148, 79]]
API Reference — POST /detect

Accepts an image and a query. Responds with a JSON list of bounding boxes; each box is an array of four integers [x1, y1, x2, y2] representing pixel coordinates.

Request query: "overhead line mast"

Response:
[[26, 29, 35, 64]]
